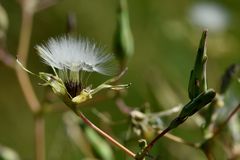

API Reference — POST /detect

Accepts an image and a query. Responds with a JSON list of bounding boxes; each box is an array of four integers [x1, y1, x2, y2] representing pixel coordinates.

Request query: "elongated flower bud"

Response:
[[180, 89, 216, 119], [188, 30, 208, 100], [169, 89, 216, 129]]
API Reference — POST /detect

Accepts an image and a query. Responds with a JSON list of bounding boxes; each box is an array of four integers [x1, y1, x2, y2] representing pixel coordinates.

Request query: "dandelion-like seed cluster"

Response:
[[17, 35, 128, 104], [36, 36, 117, 97]]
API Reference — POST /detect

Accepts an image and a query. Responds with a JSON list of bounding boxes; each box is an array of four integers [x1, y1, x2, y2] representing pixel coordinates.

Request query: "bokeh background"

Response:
[[0, 0, 240, 159]]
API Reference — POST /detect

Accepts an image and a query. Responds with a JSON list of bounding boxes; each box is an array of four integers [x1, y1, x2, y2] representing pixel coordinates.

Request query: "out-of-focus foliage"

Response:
[[0, 145, 20, 160], [0, 4, 8, 43]]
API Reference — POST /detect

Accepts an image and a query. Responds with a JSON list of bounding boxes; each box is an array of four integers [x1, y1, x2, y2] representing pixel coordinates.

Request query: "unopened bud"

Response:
[[179, 89, 216, 119], [188, 30, 208, 99]]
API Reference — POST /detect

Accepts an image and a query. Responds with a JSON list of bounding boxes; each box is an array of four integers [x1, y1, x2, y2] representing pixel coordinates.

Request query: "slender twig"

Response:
[[16, 4, 40, 112], [92, 108, 127, 125], [212, 104, 240, 138], [164, 132, 198, 148], [34, 114, 45, 160], [115, 100, 197, 157], [151, 105, 182, 117], [15, 1, 45, 160], [115, 98, 132, 115], [200, 140, 215, 160], [145, 127, 171, 151], [72, 109, 136, 159], [135, 126, 172, 160], [0, 48, 15, 68], [203, 149, 215, 160], [200, 104, 240, 160]]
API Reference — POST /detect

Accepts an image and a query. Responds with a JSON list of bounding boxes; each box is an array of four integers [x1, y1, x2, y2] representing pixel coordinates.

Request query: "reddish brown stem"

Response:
[[200, 104, 240, 160], [145, 127, 171, 152], [74, 110, 136, 158], [213, 104, 240, 137]]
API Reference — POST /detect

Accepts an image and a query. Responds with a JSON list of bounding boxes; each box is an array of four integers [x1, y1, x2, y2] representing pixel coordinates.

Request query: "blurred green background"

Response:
[[0, 0, 240, 159]]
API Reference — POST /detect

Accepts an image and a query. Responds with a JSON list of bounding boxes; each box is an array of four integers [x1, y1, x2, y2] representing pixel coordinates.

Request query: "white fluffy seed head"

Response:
[[36, 36, 117, 76]]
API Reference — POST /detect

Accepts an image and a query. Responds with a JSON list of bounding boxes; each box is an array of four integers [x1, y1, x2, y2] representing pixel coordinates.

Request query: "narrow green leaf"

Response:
[[113, 0, 134, 67]]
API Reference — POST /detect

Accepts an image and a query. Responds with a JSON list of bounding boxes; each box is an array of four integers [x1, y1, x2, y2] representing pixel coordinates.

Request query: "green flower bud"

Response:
[[168, 89, 216, 130], [188, 30, 208, 100], [179, 89, 216, 119]]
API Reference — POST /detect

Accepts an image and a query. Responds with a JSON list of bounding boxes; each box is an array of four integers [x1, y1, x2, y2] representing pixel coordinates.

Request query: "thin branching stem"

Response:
[[73, 109, 136, 158], [16, 3, 40, 113], [135, 126, 172, 160], [164, 132, 198, 148], [212, 104, 240, 138], [146, 127, 171, 151], [0, 49, 15, 68], [15, 1, 45, 160], [204, 150, 215, 160], [34, 114, 45, 160], [200, 104, 240, 160]]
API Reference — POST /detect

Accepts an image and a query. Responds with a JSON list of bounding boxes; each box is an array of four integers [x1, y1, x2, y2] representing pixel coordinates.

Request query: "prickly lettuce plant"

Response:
[[0, 0, 239, 160]]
